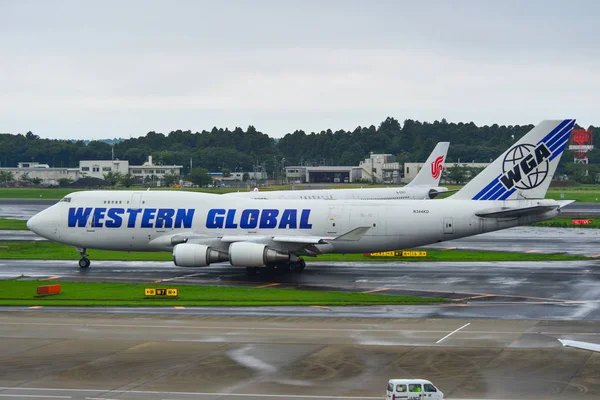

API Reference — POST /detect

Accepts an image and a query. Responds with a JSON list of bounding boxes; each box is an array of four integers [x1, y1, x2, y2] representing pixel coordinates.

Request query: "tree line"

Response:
[[1, 118, 598, 183]]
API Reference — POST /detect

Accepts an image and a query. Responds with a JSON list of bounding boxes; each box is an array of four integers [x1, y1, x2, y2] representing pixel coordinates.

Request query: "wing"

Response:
[[149, 226, 371, 255]]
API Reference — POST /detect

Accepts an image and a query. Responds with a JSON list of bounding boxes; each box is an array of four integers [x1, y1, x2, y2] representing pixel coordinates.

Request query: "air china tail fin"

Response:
[[406, 142, 450, 187], [452, 119, 576, 201]]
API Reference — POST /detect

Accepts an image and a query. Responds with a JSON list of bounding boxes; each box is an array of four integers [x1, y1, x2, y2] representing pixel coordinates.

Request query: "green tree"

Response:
[[31, 177, 42, 185], [58, 178, 73, 186], [445, 165, 469, 185], [0, 171, 14, 184], [119, 173, 136, 188], [222, 168, 231, 177], [103, 171, 123, 186], [161, 172, 179, 187], [20, 172, 31, 182], [242, 172, 250, 182], [188, 167, 212, 187]]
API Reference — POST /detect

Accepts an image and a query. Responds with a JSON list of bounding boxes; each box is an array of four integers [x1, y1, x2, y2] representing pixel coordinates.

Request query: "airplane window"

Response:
[[60, 197, 71, 203]]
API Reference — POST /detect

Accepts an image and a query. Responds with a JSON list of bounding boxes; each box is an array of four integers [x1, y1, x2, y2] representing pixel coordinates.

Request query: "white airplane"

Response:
[[27, 119, 575, 275], [228, 142, 451, 200]]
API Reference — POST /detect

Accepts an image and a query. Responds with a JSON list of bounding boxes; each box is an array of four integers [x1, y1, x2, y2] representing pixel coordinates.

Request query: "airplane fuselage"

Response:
[[31, 190, 560, 255]]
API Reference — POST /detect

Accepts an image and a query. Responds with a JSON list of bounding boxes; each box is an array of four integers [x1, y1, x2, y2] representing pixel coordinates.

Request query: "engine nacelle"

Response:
[[228, 242, 289, 267], [173, 243, 228, 267]]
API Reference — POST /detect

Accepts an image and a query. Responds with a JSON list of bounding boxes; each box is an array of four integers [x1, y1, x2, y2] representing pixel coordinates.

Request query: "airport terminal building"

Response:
[[285, 153, 401, 184]]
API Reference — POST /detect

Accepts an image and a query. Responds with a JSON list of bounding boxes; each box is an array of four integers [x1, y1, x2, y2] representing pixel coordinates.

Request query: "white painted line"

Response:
[[0, 388, 379, 399], [85, 398, 118, 400], [0, 395, 71, 399], [436, 322, 471, 344]]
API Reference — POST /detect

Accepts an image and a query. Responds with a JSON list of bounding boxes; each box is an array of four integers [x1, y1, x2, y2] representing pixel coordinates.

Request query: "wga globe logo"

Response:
[[500, 143, 551, 190], [430, 155, 444, 179]]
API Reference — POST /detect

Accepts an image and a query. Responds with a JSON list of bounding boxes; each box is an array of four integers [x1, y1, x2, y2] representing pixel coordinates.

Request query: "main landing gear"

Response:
[[246, 259, 306, 276], [77, 248, 90, 269]]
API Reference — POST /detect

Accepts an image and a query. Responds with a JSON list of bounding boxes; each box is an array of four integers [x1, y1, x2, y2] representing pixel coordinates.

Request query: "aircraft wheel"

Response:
[[298, 258, 306, 272], [287, 261, 298, 272], [78, 257, 90, 269]]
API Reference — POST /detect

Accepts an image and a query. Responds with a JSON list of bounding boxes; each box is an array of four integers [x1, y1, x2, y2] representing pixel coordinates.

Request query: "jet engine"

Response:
[[173, 243, 228, 267], [228, 242, 289, 267]]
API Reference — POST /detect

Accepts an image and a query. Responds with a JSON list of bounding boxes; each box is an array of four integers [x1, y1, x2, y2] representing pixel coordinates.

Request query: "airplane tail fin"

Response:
[[406, 142, 450, 187], [452, 119, 576, 201]]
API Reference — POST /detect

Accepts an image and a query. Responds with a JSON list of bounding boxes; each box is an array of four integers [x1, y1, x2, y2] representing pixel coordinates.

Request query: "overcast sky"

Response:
[[1, 0, 599, 139]]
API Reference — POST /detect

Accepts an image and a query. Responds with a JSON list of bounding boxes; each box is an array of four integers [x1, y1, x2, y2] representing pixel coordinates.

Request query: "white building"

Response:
[[284, 166, 362, 183], [79, 156, 182, 186], [210, 171, 268, 182], [128, 156, 182, 186], [359, 154, 401, 183], [79, 159, 129, 178], [0, 162, 80, 185]]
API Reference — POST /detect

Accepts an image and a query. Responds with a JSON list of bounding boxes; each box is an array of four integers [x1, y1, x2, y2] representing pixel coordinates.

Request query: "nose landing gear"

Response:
[[76, 248, 90, 269]]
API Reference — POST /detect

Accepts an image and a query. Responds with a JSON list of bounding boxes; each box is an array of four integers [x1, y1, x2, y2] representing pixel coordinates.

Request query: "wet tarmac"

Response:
[[1, 313, 600, 399], [4, 258, 600, 320]]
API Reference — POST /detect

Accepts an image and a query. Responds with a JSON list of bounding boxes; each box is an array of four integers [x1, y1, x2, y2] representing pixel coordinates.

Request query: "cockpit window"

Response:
[[60, 197, 71, 203]]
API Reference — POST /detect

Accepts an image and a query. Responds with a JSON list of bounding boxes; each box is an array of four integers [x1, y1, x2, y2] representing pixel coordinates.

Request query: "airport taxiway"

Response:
[[3, 258, 600, 320], [1, 312, 600, 399]]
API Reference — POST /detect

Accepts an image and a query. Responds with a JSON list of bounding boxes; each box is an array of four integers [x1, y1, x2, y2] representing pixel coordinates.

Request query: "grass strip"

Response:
[[0, 280, 443, 306], [0, 241, 588, 262], [0, 219, 28, 230], [533, 216, 599, 229]]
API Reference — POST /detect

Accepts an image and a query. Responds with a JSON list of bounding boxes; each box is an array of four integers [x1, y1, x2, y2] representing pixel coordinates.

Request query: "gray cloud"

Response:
[[1, 0, 598, 139]]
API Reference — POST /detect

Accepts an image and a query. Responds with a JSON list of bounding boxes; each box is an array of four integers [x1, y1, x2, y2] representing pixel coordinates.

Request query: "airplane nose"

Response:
[[27, 210, 55, 238], [26, 214, 39, 233]]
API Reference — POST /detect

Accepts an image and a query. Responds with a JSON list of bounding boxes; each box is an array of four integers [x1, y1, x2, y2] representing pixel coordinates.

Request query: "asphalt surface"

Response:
[[1, 313, 600, 400], [4, 258, 600, 320]]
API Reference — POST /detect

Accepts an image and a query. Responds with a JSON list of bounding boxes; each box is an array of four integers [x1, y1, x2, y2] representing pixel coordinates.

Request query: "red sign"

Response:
[[572, 220, 593, 225], [431, 155, 444, 179]]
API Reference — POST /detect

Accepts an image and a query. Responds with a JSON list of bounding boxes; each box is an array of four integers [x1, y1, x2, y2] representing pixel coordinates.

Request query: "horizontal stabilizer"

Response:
[[557, 200, 576, 208], [559, 339, 600, 352], [475, 205, 558, 219]]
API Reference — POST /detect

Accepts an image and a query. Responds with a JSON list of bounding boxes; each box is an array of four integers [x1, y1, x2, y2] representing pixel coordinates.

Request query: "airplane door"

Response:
[[327, 206, 345, 236], [443, 217, 454, 234], [130, 193, 142, 209]]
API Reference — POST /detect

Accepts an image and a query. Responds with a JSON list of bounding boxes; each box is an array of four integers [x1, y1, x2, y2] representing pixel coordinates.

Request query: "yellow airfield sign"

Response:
[[145, 288, 179, 297]]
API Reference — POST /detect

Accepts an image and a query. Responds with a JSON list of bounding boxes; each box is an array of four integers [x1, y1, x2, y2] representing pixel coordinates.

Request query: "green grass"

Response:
[[533, 216, 599, 229], [315, 250, 588, 262], [0, 241, 587, 262], [0, 219, 27, 230], [0, 280, 442, 306]]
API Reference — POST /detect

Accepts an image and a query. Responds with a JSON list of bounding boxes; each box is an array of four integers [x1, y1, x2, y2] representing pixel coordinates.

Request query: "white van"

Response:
[[386, 379, 443, 399]]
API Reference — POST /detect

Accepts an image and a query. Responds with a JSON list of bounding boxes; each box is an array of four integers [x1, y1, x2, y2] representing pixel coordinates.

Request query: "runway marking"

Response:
[[44, 276, 61, 280], [454, 294, 494, 301], [28, 306, 43, 309], [85, 398, 118, 400], [362, 287, 389, 294], [8, 321, 598, 337], [443, 247, 456, 250], [257, 283, 281, 288], [436, 322, 471, 344], [0, 395, 71, 399], [311, 306, 331, 310], [0, 388, 381, 399], [525, 249, 539, 253], [174, 306, 185, 309]]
